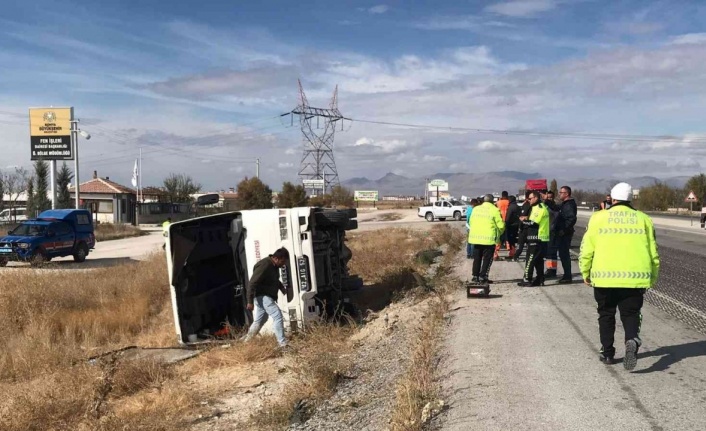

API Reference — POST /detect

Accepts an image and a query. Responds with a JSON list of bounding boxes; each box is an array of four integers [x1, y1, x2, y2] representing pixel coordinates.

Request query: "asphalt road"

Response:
[[437, 210, 706, 430]]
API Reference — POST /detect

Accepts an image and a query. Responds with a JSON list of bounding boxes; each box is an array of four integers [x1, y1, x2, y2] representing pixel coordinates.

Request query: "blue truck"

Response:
[[0, 209, 96, 267]]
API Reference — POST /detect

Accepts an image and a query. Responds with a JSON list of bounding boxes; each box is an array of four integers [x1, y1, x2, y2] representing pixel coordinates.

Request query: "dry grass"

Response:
[[348, 224, 463, 285], [377, 212, 404, 221], [0, 253, 184, 430], [252, 324, 354, 430], [0, 253, 172, 382], [95, 223, 144, 241], [390, 276, 452, 431], [196, 334, 281, 368], [0, 222, 465, 431]]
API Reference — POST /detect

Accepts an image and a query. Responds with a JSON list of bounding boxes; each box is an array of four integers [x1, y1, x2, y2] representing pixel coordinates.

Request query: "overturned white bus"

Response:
[[165, 207, 361, 344]]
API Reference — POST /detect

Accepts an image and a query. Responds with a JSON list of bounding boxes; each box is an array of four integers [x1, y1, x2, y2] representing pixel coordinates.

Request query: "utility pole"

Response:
[[256, 158, 260, 179], [71, 120, 80, 209], [283, 80, 348, 196]]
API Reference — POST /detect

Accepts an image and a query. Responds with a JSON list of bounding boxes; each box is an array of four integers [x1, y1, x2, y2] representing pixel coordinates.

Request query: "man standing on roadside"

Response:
[[518, 191, 550, 286], [514, 191, 532, 262], [505, 195, 521, 260], [600, 194, 612, 210], [494, 191, 510, 260], [465, 198, 480, 259], [554, 186, 578, 283], [543, 191, 560, 278], [161, 217, 172, 250], [468, 194, 505, 284], [579, 183, 659, 370], [243, 248, 290, 348]]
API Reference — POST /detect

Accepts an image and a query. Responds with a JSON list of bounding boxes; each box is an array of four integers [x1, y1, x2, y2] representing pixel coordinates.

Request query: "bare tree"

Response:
[[5, 168, 28, 209], [163, 173, 201, 203]]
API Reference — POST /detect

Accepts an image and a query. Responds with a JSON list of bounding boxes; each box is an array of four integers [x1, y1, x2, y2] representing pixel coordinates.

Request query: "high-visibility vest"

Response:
[[527, 203, 550, 242], [468, 202, 505, 245], [496, 199, 509, 221], [162, 220, 171, 237], [579, 205, 659, 288]]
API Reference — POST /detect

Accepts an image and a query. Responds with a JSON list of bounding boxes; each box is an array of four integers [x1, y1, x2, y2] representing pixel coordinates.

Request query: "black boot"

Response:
[[544, 269, 557, 279]]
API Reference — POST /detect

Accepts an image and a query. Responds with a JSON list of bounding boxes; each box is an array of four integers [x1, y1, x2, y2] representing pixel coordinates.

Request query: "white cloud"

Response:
[[477, 140, 513, 152], [670, 33, 706, 45], [277, 162, 295, 168], [351, 137, 410, 153], [485, 0, 557, 18], [368, 5, 389, 14]]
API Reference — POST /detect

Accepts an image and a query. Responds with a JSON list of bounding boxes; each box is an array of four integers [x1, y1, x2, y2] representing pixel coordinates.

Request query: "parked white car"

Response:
[[417, 200, 467, 222], [0, 207, 27, 224]]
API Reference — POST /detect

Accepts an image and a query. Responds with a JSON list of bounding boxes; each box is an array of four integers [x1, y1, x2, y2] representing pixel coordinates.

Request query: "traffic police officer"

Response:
[[468, 194, 505, 284], [162, 217, 172, 250], [579, 182, 660, 370], [518, 190, 550, 286]]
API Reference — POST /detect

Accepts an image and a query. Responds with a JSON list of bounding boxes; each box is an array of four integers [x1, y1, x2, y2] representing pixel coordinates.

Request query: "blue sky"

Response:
[[2, 0, 706, 190]]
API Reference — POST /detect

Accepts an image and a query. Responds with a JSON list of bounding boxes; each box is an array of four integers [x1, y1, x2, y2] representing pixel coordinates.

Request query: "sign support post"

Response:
[[685, 190, 698, 227], [50, 160, 57, 209], [72, 119, 80, 209]]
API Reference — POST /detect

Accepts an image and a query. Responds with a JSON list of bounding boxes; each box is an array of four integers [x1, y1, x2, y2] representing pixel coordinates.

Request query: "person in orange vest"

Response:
[[494, 191, 510, 260]]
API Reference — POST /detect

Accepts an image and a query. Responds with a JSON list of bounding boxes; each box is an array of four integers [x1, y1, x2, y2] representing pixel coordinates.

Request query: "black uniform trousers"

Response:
[[472, 244, 495, 279], [523, 241, 547, 281], [557, 233, 573, 278], [516, 229, 528, 260], [593, 287, 645, 358]]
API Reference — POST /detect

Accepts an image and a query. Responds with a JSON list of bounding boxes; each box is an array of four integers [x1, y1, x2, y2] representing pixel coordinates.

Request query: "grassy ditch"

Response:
[[95, 223, 144, 241], [0, 224, 464, 431], [390, 233, 464, 430]]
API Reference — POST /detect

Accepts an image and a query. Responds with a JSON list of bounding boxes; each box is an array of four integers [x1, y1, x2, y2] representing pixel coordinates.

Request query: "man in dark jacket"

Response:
[[505, 195, 521, 259], [555, 186, 578, 283], [243, 248, 290, 347]]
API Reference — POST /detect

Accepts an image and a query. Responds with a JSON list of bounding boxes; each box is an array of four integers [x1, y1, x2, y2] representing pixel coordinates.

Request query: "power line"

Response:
[[348, 118, 706, 144]]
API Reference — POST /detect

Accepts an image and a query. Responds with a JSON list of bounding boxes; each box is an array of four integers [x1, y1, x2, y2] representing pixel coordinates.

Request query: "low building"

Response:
[[69, 171, 136, 224]]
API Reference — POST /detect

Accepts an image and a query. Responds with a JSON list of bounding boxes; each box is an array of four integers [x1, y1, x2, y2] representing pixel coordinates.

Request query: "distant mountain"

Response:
[[341, 171, 692, 197]]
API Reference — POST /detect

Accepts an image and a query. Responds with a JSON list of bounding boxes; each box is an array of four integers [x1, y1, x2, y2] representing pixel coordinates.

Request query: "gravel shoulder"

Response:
[[436, 257, 706, 431]]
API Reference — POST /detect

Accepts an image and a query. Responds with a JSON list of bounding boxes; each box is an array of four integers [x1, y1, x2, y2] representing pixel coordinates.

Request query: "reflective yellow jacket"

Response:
[[526, 203, 550, 242], [579, 204, 659, 288], [468, 202, 505, 245]]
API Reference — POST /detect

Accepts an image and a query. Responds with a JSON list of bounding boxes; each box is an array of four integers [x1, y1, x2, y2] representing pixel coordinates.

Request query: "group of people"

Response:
[[466, 186, 578, 287], [467, 183, 660, 371]]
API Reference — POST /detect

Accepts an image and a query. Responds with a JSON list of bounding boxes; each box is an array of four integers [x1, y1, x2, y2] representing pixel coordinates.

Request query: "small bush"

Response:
[[95, 223, 144, 241]]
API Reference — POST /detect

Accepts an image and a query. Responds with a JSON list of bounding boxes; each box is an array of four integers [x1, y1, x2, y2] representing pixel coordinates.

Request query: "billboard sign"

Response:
[[428, 179, 449, 192], [29, 107, 73, 160], [354, 190, 379, 201], [303, 179, 325, 189]]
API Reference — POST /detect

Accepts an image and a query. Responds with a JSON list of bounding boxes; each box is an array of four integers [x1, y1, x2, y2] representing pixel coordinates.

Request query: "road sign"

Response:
[[354, 190, 378, 201], [29, 107, 73, 160], [428, 179, 449, 192], [303, 179, 325, 189], [685, 191, 698, 202]]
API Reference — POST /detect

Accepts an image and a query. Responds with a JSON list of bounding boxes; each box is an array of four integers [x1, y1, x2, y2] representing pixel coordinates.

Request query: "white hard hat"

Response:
[[611, 182, 632, 201]]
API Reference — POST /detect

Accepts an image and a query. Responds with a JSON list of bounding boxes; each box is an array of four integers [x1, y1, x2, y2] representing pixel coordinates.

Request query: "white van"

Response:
[[165, 207, 360, 344], [0, 207, 27, 223]]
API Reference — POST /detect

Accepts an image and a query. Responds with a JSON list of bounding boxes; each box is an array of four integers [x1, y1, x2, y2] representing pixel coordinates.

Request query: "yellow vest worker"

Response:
[[518, 192, 551, 286], [579, 182, 659, 370], [162, 219, 172, 238], [468, 195, 505, 283], [468, 201, 505, 246], [528, 202, 550, 242]]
